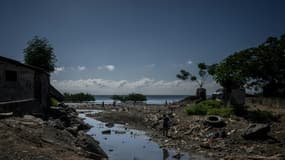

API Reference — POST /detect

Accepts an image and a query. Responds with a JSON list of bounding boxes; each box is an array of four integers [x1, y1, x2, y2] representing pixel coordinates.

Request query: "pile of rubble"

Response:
[[0, 105, 107, 160], [140, 108, 284, 159]]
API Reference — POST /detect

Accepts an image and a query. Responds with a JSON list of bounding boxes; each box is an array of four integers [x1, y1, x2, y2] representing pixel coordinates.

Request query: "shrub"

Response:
[[186, 99, 233, 117], [247, 109, 280, 122], [186, 104, 212, 115], [207, 108, 233, 117], [50, 97, 59, 106], [64, 92, 95, 102]]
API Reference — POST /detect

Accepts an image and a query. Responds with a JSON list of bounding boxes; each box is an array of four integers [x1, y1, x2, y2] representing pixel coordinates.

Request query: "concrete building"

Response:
[[0, 56, 63, 117]]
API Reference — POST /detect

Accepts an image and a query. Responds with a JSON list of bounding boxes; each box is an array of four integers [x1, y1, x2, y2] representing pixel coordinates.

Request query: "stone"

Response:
[[114, 130, 126, 134], [102, 130, 111, 135], [105, 123, 114, 128], [242, 123, 270, 139]]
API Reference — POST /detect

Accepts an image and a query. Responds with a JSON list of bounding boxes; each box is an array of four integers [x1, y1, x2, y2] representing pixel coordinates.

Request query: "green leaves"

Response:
[[24, 36, 56, 73], [210, 34, 285, 97], [64, 93, 95, 102], [176, 69, 190, 80], [176, 63, 210, 88], [111, 93, 147, 102]]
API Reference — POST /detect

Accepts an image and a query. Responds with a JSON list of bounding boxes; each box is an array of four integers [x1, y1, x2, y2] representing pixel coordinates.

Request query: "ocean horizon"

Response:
[[92, 95, 191, 105]]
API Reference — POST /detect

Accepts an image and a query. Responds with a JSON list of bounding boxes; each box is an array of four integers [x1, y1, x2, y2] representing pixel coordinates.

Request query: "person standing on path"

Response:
[[162, 114, 170, 137]]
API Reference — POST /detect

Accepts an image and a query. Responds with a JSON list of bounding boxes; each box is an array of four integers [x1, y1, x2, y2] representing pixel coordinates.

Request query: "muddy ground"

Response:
[[83, 103, 285, 160]]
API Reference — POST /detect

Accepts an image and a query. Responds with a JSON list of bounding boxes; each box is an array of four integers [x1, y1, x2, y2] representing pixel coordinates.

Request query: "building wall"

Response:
[[0, 61, 35, 102], [34, 70, 50, 111]]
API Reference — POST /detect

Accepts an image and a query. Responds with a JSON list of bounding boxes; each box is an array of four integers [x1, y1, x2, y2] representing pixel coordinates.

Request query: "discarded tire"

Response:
[[205, 115, 224, 127]]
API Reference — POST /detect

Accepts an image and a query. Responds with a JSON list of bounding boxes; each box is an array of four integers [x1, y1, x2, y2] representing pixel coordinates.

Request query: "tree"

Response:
[[177, 63, 209, 88], [111, 93, 147, 105], [24, 36, 56, 72], [210, 34, 285, 98], [111, 95, 127, 103], [177, 63, 210, 99], [126, 93, 147, 104]]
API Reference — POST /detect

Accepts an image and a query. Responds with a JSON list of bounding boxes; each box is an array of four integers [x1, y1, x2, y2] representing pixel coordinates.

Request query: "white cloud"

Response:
[[145, 64, 156, 68], [77, 66, 86, 71], [187, 60, 193, 65], [98, 65, 115, 71], [51, 77, 220, 95], [53, 67, 64, 74]]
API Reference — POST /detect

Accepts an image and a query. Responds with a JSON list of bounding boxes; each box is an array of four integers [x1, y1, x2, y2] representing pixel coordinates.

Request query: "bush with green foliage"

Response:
[[207, 108, 233, 117], [127, 93, 147, 103], [50, 97, 59, 106], [64, 92, 95, 102], [186, 100, 233, 117], [111, 95, 127, 102], [247, 109, 280, 123], [111, 93, 147, 104]]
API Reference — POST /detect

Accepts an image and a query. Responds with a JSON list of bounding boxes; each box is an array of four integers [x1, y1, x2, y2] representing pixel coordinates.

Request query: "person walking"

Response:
[[162, 114, 170, 137]]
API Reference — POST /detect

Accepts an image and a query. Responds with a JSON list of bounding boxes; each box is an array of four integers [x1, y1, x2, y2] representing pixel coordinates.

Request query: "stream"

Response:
[[79, 110, 208, 160]]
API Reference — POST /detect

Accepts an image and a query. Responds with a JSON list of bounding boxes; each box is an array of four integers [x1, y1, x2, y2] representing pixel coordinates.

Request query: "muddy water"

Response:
[[79, 110, 208, 160]]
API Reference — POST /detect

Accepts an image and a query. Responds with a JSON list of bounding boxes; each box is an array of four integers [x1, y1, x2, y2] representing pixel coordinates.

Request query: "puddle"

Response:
[[79, 110, 208, 160]]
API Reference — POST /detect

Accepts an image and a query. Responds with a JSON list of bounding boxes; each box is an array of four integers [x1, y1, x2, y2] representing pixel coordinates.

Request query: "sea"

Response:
[[92, 95, 189, 105]]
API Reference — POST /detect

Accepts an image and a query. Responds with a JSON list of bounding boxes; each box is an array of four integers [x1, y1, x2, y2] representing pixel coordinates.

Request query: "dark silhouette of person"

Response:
[[162, 114, 170, 137]]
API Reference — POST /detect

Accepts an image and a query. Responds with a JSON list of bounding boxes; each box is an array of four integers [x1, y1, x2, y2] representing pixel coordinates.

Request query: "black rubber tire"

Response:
[[205, 115, 223, 125]]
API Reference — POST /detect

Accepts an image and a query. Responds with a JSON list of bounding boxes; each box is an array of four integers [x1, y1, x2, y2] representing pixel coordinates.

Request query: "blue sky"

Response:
[[1, 0, 285, 95]]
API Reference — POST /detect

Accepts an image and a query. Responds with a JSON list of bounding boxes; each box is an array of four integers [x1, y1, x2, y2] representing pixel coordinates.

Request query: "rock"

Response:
[[77, 119, 91, 131], [242, 123, 270, 139], [102, 130, 111, 134], [47, 119, 65, 129], [66, 126, 79, 136], [114, 130, 126, 134], [105, 123, 114, 128], [76, 131, 108, 159], [172, 152, 183, 159]]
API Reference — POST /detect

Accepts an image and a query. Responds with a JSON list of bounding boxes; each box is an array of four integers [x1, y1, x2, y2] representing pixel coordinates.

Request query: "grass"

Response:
[[186, 99, 281, 121], [186, 100, 233, 117], [50, 97, 60, 106], [246, 109, 281, 123]]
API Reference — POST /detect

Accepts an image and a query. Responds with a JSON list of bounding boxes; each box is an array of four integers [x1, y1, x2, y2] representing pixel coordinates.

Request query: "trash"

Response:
[[205, 115, 225, 127], [227, 129, 236, 136], [0, 112, 13, 119], [200, 142, 211, 149], [206, 130, 226, 139]]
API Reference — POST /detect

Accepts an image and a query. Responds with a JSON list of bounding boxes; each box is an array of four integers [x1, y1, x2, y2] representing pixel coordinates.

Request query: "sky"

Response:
[[1, 0, 285, 95]]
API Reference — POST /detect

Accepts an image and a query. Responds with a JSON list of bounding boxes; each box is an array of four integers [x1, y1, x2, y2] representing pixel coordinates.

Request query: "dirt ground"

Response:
[[85, 103, 285, 160]]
